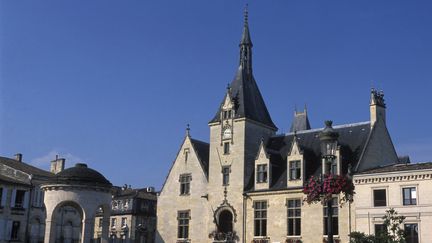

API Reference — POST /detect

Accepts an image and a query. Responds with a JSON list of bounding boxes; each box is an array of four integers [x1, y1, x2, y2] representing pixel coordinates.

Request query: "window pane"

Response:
[[374, 189, 386, 206]]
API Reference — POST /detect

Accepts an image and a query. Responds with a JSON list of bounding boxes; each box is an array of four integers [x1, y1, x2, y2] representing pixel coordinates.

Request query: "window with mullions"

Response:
[[256, 165, 268, 183], [404, 224, 419, 243], [177, 211, 190, 239], [254, 201, 267, 237], [287, 199, 301, 236], [289, 161, 301, 180], [375, 224, 386, 236], [222, 166, 230, 186], [403, 187, 417, 205], [323, 198, 338, 236], [223, 110, 233, 119], [179, 174, 191, 195]]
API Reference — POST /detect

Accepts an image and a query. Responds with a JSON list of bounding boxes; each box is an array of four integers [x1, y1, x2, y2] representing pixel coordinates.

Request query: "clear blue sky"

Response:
[[1, 1, 431, 189]]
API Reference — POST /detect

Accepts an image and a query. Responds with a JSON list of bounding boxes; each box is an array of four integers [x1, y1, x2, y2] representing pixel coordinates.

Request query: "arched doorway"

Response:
[[52, 202, 83, 243], [218, 210, 233, 233]]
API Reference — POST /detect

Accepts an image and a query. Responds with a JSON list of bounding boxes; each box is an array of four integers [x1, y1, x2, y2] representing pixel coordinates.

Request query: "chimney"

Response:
[[14, 153, 23, 162], [370, 88, 386, 126], [50, 155, 66, 174]]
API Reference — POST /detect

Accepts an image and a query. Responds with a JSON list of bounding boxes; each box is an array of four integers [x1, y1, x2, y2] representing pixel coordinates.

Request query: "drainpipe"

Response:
[[242, 194, 246, 243], [24, 180, 34, 243]]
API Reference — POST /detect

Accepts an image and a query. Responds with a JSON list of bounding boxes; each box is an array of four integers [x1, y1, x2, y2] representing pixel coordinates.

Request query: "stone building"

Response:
[[354, 162, 432, 243], [0, 154, 53, 243], [94, 186, 157, 243], [156, 9, 429, 243]]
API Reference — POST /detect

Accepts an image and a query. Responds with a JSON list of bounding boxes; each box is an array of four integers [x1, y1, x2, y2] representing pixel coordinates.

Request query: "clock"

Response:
[[223, 127, 232, 139]]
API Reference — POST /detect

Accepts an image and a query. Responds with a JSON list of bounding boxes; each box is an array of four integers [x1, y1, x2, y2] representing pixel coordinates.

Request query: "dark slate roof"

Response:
[[358, 162, 432, 174], [0, 156, 53, 178], [190, 138, 210, 178], [289, 111, 311, 132], [51, 163, 112, 187], [112, 187, 157, 200], [246, 121, 371, 191], [209, 13, 277, 130]]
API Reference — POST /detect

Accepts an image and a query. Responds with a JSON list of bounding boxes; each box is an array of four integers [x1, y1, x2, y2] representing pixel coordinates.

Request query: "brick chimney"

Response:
[[14, 153, 23, 162], [50, 155, 65, 174]]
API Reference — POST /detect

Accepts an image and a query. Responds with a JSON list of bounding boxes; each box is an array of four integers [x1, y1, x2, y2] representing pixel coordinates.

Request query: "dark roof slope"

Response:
[[290, 111, 311, 132], [247, 122, 371, 191], [358, 162, 432, 174], [190, 138, 210, 178], [0, 156, 53, 178]]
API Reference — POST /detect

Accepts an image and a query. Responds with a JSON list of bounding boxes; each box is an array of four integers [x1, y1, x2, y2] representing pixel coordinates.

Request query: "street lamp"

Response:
[[319, 120, 339, 243]]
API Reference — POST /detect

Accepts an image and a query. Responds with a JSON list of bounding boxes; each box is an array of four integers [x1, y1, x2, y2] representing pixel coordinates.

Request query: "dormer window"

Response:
[[256, 164, 268, 183], [289, 160, 301, 180]]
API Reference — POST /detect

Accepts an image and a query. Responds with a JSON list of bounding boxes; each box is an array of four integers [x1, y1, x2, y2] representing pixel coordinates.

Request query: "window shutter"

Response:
[[23, 191, 29, 209], [10, 189, 16, 207], [5, 220, 12, 240], [0, 188, 7, 207], [0, 219, 5, 240]]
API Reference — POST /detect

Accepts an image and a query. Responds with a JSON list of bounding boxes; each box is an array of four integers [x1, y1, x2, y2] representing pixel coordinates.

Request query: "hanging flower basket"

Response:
[[303, 174, 354, 204]]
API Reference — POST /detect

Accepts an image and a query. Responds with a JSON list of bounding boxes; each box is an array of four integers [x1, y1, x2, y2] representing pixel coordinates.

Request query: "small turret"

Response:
[[370, 88, 386, 126]]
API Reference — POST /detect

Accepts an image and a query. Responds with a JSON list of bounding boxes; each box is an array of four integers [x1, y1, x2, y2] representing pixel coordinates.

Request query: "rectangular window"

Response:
[[254, 201, 267, 237], [99, 218, 103, 228], [256, 165, 268, 183], [14, 190, 26, 208], [121, 217, 127, 227], [403, 187, 417, 205], [223, 142, 230, 154], [289, 161, 301, 180], [373, 189, 387, 207], [404, 224, 419, 243], [375, 224, 386, 236], [177, 211, 190, 239], [179, 174, 191, 195], [287, 199, 301, 236], [222, 166, 230, 186], [11, 221, 20, 240], [111, 218, 117, 227], [323, 198, 338, 236]]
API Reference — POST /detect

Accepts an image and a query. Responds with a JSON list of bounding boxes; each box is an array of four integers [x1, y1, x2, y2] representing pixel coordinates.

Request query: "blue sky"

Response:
[[1, 1, 431, 189]]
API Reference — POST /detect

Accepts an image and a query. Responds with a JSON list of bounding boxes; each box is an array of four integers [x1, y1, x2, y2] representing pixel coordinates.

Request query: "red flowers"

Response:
[[303, 174, 354, 204]]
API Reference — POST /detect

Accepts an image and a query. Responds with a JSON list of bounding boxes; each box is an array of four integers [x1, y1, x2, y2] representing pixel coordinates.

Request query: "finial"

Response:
[[186, 124, 190, 137], [244, 4, 249, 26], [304, 104, 307, 114], [324, 120, 333, 128]]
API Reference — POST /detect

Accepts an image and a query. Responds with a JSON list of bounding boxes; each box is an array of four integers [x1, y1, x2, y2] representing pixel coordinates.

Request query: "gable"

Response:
[[159, 136, 209, 195]]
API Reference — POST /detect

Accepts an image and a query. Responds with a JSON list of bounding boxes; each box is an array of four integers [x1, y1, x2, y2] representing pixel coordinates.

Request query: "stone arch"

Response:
[[49, 200, 84, 243], [218, 210, 233, 233]]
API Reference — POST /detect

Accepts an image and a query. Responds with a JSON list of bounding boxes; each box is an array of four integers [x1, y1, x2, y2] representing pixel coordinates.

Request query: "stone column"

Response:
[[82, 218, 95, 243], [44, 220, 56, 243]]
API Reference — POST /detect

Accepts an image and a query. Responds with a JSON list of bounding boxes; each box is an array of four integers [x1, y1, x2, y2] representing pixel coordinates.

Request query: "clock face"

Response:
[[223, 128, 232, 139]]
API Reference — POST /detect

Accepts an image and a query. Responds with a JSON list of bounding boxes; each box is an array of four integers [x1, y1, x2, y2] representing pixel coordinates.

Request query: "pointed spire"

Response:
[[186, 124, 190, 137], [239, 4, 253, 73]]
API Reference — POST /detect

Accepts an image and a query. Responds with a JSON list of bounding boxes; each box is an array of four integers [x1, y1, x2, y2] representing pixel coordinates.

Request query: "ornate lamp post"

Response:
[[319, 120, 339, 243]]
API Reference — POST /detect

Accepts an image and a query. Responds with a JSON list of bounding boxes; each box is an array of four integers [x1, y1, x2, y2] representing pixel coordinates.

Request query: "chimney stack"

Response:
[[50, 155, 65, 174], [14, 153, 23, 162], [370, 88, 386, 126]]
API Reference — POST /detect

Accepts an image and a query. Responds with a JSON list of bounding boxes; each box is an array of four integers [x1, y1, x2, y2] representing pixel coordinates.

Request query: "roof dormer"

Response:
[[287, 136, 305, 188], [254, 140, 270, 190]]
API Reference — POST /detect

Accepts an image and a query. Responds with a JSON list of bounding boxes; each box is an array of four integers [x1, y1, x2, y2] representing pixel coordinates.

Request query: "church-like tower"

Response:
[[207, 7, 277, 242]]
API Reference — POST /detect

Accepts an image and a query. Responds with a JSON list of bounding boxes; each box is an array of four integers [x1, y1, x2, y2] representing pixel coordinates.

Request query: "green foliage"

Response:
[[349, 208, 406, 243]]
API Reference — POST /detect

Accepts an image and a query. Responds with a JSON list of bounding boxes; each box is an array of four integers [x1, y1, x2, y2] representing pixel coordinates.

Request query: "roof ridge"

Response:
[[284, 121, 370, 136]]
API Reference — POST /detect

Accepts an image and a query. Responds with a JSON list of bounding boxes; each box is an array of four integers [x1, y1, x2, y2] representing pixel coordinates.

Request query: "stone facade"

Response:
[[156, 9, 428, 243]]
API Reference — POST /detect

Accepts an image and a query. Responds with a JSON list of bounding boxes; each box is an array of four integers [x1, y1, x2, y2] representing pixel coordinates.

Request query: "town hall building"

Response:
[[156, 9, 432, 243]]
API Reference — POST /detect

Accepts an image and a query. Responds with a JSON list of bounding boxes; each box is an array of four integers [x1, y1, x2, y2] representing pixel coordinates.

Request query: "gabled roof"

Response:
[[246, 121, 371, 191], [190, 138, 210, 178], [0, 156, 53, 178]]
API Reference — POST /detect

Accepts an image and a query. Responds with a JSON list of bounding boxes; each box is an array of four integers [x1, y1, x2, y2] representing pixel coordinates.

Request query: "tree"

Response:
[[349, 208, 406, 243]]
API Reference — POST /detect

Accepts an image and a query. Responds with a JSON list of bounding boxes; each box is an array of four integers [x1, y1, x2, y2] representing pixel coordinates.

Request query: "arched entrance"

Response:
[[218, 210, 233, 233], [51, 201, 83, 243]]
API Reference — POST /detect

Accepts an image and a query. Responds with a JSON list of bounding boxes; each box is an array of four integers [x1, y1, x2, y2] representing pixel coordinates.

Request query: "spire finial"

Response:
[[244, 4, 249, 26], [186, 124, 190, 137]]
